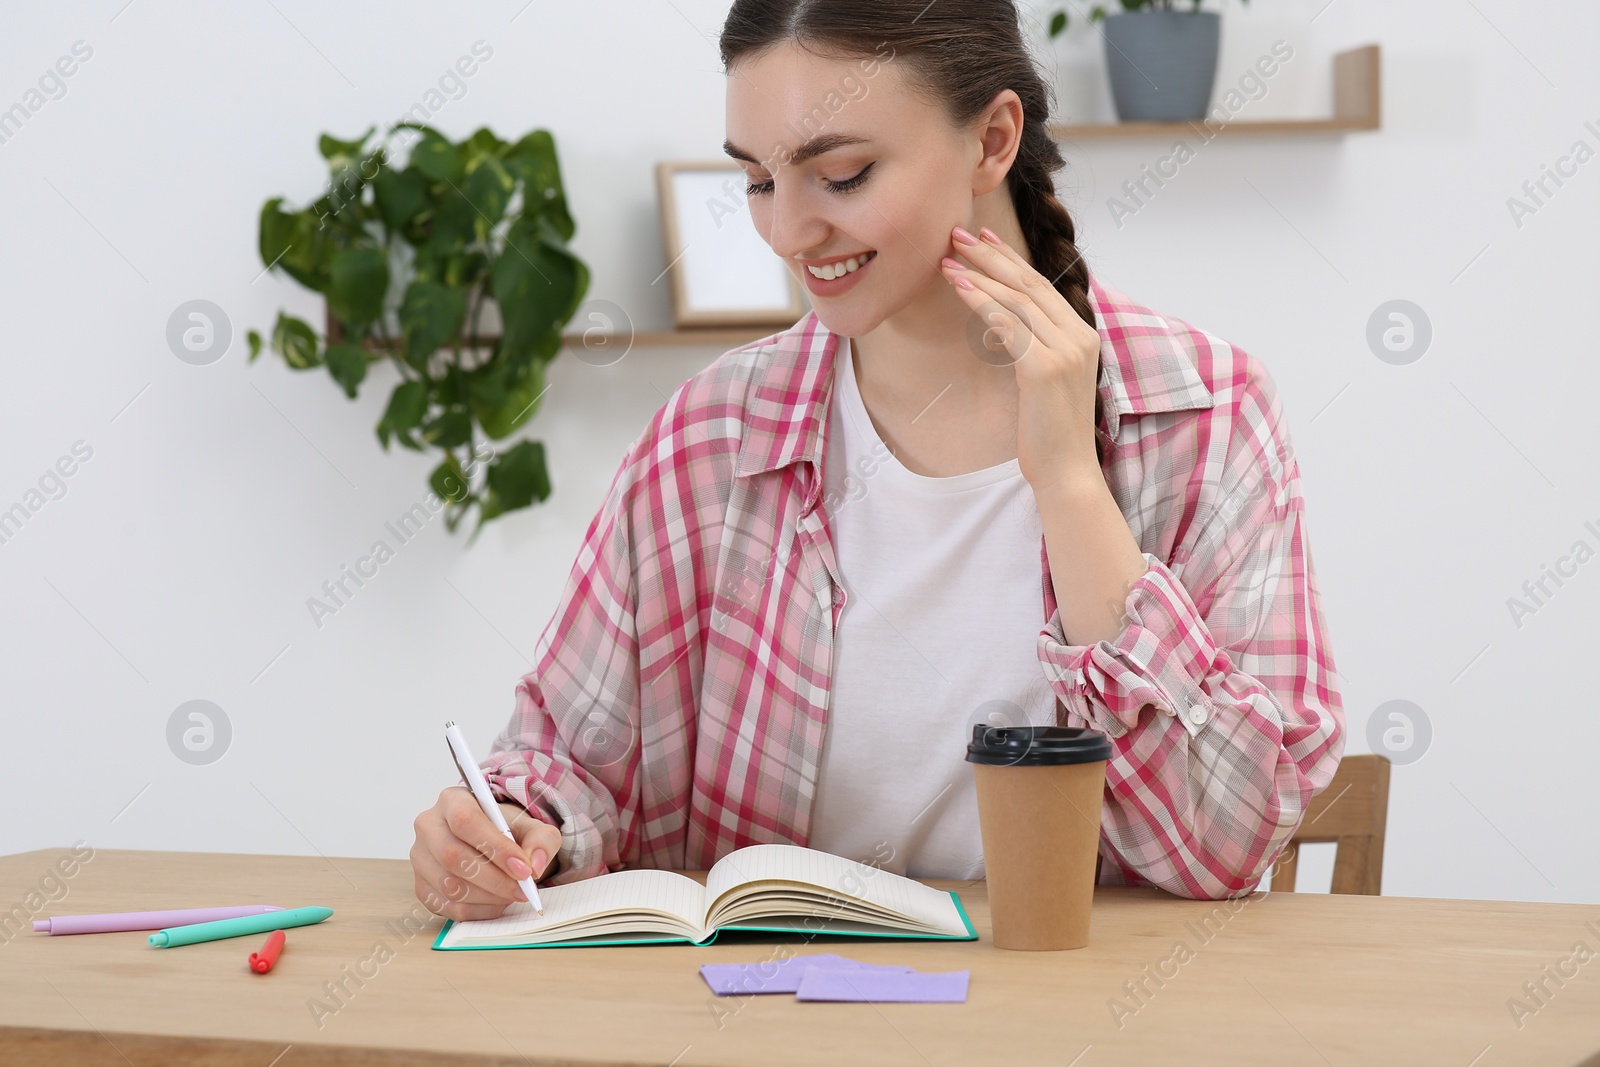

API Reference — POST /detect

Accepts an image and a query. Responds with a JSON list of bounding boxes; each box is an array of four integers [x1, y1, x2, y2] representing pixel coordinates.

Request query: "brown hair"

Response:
[[719, 0, 1108, 465]]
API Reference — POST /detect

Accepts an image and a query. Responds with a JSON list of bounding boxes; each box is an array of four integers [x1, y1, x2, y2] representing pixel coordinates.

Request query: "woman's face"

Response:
[[725, 41, 996, 339]]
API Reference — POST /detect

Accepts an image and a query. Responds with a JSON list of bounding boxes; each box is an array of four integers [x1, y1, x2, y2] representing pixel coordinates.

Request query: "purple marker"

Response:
[[32, 905, 284, 935]]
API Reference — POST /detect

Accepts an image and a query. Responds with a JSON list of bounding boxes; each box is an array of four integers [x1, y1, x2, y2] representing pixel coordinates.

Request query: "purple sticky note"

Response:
[[794, 967, 970, 1003], [699, 954, 914, 996]]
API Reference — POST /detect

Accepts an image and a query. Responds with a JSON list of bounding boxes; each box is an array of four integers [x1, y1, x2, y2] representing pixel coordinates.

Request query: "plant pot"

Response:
[[1102, 10, 1221, 122]]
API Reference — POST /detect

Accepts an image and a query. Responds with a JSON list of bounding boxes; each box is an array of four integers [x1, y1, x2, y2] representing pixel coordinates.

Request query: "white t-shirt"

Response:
[[806, 337, 1061, 880]]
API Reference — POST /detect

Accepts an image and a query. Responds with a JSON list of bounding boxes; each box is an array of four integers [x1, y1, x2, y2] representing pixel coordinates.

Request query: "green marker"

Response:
[[148, 905, 333, 947]]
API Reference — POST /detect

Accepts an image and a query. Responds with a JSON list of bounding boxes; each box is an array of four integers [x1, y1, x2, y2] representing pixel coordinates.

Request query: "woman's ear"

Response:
[[972, 88, 1025, 196]]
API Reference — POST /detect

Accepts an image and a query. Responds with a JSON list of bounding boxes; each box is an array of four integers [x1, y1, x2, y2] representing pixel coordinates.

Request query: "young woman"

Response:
[[410, 0, 1344, 919]]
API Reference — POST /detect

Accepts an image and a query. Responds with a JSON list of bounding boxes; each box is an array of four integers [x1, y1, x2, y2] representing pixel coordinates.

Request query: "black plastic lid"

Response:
[[965, 725, 1112, 766]]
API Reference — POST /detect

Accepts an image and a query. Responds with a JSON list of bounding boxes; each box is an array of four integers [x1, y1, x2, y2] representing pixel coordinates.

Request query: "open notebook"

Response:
[[433, 843, 978, 949]]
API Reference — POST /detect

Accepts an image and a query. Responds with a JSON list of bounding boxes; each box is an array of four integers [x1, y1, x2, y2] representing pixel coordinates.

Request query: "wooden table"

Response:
[[3, 847, 1597, 1066]]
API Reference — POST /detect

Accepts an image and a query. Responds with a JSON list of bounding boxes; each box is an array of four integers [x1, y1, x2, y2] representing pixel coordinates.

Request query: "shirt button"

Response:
[[1187, 704, 1208, 725]]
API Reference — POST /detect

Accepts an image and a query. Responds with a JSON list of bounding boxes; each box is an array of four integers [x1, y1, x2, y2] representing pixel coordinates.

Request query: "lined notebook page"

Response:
[[704, 844, 966, 934], [439, 869, 707, 945]]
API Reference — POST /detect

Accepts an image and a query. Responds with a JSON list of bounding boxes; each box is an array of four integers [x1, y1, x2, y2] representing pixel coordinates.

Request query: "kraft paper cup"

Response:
[[967, 725, 1111, 950]]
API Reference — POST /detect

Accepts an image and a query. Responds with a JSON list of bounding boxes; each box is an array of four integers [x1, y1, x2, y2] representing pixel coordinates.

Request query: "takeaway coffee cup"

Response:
[[967, 724, 1112, 950]]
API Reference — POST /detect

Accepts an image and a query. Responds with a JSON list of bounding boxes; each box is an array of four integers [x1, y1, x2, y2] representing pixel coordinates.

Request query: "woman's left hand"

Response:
[[941, 224, 1105, 494]]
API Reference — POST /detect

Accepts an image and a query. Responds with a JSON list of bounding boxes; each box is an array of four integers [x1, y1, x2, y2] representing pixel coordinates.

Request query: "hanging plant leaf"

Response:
[[470, 359, 546, 441], [327, 247, 389, 335], [398, 279, 466, 372], [410, 130, 464, 185], [504, 129, 575, 242], [319, 126, 376, 163], [422, 407, 473, 449], [461, 126, 509, 172], [492, 217, 587, 367], [477, 439, 551, 525], [373, 167, 428, 234], [324, 343, 368, 398], [376, 379, 429, 451], [462, 157, 515, 241], [259, 198, 331, 292], [271, 312, 321, 369], [424, 192, 477, 266], [429, 453, 471, 504]]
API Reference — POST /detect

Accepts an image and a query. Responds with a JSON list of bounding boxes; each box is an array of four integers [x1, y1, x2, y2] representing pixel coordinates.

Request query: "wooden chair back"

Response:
[[1271, 753, 1391, 894]]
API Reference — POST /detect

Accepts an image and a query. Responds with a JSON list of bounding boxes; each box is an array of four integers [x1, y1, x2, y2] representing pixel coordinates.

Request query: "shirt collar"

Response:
[[734, 275, 1215, 481], [1088, 276, 1216, 440]]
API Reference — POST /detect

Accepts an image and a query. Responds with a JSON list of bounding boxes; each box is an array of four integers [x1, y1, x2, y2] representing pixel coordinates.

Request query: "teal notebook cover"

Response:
[[432, 889, 978, 950]]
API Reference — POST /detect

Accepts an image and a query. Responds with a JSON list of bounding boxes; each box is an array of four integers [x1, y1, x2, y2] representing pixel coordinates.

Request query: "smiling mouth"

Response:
[[804, 250, 877, 280]]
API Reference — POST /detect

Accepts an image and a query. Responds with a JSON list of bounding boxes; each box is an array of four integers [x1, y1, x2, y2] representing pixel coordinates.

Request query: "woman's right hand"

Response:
[[411, 786, 563, 920]]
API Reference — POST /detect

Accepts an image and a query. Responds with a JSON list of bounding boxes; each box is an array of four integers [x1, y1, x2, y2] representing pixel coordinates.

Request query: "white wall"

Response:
[[2, 0, 1594, 905]]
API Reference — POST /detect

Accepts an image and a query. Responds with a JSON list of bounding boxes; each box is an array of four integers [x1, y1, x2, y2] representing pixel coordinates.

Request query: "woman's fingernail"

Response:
[[508, 856, 531, 878], [940, 256, 964, 271], [955, 276, 976, 291], [531, 849, 548, 874], [952, 226, 978, 245], [979, 226, 1001, 244]]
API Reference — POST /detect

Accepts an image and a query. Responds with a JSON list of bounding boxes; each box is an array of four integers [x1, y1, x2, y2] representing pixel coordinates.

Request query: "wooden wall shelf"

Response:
[[1048, 43, 1380, 141]]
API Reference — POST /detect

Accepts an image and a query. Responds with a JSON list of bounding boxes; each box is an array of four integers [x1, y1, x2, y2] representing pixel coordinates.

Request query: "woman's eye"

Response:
[[744, 163, 874, 197], [824, 163, 874, 193]]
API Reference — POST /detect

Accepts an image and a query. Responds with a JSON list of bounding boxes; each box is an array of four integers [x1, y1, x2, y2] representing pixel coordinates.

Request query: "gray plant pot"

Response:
[[1102, 10, 1221, 122]]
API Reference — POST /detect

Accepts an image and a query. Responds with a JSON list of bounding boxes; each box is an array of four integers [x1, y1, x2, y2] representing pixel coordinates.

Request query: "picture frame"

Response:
[[654, 161, 807, 329]]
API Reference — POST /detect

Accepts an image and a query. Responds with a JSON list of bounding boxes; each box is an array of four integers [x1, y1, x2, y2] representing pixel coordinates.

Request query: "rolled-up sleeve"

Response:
[[1037, 370, 1344, 900]]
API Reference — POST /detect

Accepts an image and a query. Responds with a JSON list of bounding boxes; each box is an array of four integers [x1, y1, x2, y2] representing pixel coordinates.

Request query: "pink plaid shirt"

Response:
[[481, 276, 1345, 900]]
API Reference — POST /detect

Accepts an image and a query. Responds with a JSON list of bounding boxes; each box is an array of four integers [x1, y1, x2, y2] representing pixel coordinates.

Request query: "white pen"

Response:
[[444, 720, 544, 915]]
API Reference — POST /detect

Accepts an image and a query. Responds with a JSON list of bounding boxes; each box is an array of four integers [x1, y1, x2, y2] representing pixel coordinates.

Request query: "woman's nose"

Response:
[[762, 181, 824, 262]]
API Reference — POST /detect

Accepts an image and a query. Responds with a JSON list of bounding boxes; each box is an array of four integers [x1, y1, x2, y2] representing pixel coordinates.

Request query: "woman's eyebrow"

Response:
[[723, 133, 871, 168]]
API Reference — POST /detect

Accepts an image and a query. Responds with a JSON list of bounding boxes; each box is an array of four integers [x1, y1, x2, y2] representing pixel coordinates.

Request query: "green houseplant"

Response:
[[1047, 0, 1249, 123], [248, 122, 589, 540]]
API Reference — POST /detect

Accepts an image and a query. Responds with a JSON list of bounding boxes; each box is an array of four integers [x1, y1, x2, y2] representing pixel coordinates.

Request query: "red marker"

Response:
[[249, 929, 286, 974]]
